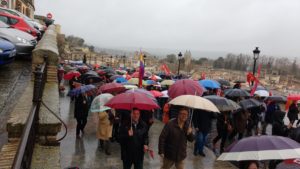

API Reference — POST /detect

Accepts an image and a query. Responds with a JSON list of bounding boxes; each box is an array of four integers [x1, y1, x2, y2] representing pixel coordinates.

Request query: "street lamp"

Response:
[[252, 47, 260, 76], [144, 54, 147, 67], [122, 55, 126, 67], [177, 52, 182, 76]]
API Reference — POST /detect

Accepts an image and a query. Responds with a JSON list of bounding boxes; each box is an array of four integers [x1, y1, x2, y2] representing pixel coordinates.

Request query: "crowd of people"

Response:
[[58, 62, 300, 169]]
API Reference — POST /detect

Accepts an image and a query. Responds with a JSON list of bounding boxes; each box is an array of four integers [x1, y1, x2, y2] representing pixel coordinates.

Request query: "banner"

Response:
[[161, 64, 171, 75], [138, 53, 144, 88]]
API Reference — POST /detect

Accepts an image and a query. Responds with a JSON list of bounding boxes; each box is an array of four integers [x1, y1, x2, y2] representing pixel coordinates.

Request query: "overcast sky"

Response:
[[36, 0, 300, 58]]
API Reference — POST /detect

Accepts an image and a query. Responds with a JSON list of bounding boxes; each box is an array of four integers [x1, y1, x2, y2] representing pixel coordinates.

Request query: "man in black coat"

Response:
[[119, 109, 149, 169], [74, 94, 89, 138], [159, 107, 194, 169], [288, 101, 299, 125], [192, 110, 216, 157]]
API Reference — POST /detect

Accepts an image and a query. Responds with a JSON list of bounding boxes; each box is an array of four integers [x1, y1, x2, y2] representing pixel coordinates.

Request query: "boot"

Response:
[[98, 140, 104, 151], [104, 140, 111, 155]]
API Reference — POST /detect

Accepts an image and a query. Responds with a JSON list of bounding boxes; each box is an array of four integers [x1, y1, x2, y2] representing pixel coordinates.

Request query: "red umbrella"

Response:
[[168, 79, 204, 99], [131, 72, 140, 78], [150, 90, 163, 98], [105, 92, 159, 110], [96, 70, 106, 75], [98, 83, 125, 94], [63, 71, 81, 80]]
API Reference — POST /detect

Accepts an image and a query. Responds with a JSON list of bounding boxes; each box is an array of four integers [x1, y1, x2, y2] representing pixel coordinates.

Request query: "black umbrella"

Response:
[[83, 75, 102, 84], [264, 96, 287, 103], [216, 79, 231, 87], [224, 89, 250, 98], [239, 98, 262, 110], [204, 95, 241, 112], [234, 80, 246, 83]]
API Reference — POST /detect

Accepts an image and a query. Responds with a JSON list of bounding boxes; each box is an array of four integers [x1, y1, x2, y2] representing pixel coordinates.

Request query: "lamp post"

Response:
[[252, 47, 260, 76], [110, 55, 113, 67], [177, 52, 182, 76], [144, 54, 147, 67], [122, 55, 126, 68]]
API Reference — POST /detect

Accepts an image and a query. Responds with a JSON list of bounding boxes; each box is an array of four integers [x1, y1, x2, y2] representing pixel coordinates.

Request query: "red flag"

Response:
[[247, 72, 255, 86], [250, 64, 262, 96], [161, 64, 171, 75]]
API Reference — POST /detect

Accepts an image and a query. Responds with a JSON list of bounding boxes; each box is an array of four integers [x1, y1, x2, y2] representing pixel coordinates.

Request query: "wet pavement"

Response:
[[0, 59, 31, 149], [59, 92, 236, 169]]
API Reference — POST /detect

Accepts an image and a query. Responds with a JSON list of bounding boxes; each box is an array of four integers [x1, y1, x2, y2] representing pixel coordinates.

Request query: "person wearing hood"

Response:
[[287, 101, 299, 126]]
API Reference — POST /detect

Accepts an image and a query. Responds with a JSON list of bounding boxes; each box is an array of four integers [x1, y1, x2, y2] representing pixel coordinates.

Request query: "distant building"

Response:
[[184, 50, 192, 70], [3, 0, 35, 18]]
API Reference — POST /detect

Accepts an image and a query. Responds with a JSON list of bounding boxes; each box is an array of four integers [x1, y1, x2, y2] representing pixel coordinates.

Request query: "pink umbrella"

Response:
[[150, 90, 163, 98], [168, 79, 204, 99], [98, 82, 125, 94]]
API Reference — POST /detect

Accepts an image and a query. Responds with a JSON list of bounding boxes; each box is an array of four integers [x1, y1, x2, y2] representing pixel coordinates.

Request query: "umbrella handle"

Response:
[[189, 109, 194, 127]]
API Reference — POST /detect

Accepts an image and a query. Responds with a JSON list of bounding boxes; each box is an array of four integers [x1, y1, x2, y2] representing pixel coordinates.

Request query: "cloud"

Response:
[[35, 0, 300, 57]]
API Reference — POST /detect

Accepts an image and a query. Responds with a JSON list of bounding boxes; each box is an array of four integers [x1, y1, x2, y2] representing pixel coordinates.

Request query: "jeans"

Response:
[[194, 131, 208, 154], [123, 159, 143, 169]]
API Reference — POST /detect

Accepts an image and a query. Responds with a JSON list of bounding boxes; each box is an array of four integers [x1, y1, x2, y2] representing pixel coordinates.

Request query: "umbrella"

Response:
[[128, 78, 146, 85], [131, 72, 140, 78], [115, 70, 127, 75], [150, 90, 163, 98], [145, 80, 157, 86], [204, 95, 241, 112], [234, 80, 246, 83], [287, 94, 300, 101], [276, 160, 300, 169], [160, 80, 175, 86], [218, 135, 300, 161], [216, 79, 231, 87], [125, 89, 155, 101], [83, 75, 102, 84], [98, 83, 125, 94], [110, 75, 123, 81], [123, 85, 138, 90], [254, 90, 269, 97], [90, 94, 113, 113], [168, 79, 204, 99], [115, 77, 128, 83], [224, 89, 250, 98], [105, 92, 159, 110], [239, 98, 262, 110], [93, 63, 100, 69], [264, 96, 287, 103], [68, 84, 96, 96], [168, 95, 220, 113], [160, 90, 169, 98], [63, 70, 81, 80], [96, 70, 106, 75], [199, 79, 221, 89]]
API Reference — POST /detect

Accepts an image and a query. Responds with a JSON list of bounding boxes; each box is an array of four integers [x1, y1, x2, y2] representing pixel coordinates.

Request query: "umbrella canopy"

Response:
[[68, 84, 96, 96], [169, 95, 220, 113], [264, 96, 287, 103], [123, 85, 138, 90], [168, 79, 204, 99], [131, 72, 140, 78], [125, 88, 155, 100], [110, 75, 123, 81], [83, 75, 102, 84], [204, 95, 241, 112], [63, 70, 81, 80], [105, 92, 159, 110], [150, 90, 163, 98], [216, 79, 231, 87], [90, 93, 114, 113], [218, 135, 300, 161], [239, 98, 262, 110], [145, 80, 157, 86], [160, 80, 175, 86], [128, 78, 146, 85], [115, 77, 128, 83], [98, 83, 125, 94], [199, 79, 221, 89], [224, 89, 250, 98], [254, 90, 269, 97]]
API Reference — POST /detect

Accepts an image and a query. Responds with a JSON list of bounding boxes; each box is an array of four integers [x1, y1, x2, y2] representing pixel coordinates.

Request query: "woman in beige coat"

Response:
[[97, 109, 114, 155]]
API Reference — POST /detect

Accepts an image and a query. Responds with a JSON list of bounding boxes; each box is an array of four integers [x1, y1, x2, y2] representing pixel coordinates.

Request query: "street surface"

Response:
[[58, 90, 236, 169], [0, 59, 31, 149]]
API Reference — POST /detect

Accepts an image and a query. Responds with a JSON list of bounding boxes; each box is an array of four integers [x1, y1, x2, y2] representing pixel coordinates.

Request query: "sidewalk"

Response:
[[58, 94, 236, 169]]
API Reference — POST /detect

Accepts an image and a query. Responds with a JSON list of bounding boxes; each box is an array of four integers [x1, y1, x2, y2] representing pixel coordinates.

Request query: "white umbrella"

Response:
[[124, 85, 138, 90], [160, 90, 169, 98], [90, 93, 113, 113], [254, 90, 269, 97]]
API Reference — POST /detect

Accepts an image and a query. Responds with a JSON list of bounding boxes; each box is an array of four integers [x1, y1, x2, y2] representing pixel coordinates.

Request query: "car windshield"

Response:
[[0, 20, 9, 28]]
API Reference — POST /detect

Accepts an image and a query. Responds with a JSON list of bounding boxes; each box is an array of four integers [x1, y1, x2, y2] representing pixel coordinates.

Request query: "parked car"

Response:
[[0, 7, 46, 34], [0, 20, 36, 56], [0, 38, 16, 65], [0, 12, 39, 38]]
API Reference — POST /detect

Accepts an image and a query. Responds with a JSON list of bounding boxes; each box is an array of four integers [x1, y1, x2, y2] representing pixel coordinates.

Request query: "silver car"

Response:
[[0, 20, 36, 56]]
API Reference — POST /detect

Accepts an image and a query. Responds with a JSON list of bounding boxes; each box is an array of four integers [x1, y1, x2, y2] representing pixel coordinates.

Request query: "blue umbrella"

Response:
[[199, 79, 221, 89], [68, 84, 96, 96], [145, 80, 157, 86], [115, 77, 127, 83]]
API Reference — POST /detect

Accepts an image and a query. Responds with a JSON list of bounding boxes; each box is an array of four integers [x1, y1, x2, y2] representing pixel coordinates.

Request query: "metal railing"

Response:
[[12, 62, 47, 169]]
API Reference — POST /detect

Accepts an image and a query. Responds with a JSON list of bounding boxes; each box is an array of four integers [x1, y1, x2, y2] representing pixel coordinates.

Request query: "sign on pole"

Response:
[[46, 13, 53, 19]]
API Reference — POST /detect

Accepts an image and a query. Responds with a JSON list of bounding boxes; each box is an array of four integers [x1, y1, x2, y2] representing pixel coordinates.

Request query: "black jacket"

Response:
[[119, 120, 149, 162], [159, 119, 194, 162], [74, 95, 89, 119], [272, 110, 289, 137], [288, 103, 299, 122], [192, 110, 216, 133]]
